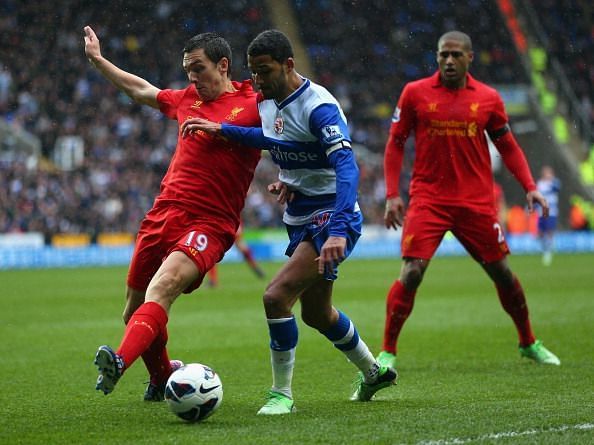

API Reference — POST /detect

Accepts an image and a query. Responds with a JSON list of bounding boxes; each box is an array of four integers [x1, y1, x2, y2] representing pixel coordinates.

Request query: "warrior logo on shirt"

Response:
[[191, 100, 203, 110], [274, 116, 284, 134]]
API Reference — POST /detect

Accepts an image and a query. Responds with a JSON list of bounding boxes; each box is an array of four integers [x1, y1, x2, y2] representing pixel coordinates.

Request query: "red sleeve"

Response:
[[157, 88, 185, 120], [494, 131, 536, 192], [486, 91, 509, 132], [488, 90, 536, 192], [384, 132, 405, 198], [384, 85, 414, 198]]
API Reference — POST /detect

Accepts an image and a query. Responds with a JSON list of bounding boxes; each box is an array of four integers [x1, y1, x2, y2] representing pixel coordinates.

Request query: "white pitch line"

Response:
[[415, 423, 594, 445]]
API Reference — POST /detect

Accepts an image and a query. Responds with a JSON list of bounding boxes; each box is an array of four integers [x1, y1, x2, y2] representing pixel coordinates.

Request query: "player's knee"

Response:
[[401, 266, 423, 290], [262, 286, 292, 317], [147, 270, 185, 305], [262, 290, 282, 312], [486, 261, 515, 287], [494, 269, 515, 288]]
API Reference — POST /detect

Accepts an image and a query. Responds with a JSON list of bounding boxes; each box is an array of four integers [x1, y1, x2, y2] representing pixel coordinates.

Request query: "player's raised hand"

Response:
[[526, 190, 549, 217], [267, 181, 293, 204], [83, 26, 102, 64], [317, 236, 346, 275], [384, 196, 405, 230], [181, 117, 222, 138]]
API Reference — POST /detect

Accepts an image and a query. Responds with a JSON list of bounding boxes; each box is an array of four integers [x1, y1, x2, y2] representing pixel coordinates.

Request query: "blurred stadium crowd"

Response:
[[1, 0, 592, 242], [527, 0, 593, 126]]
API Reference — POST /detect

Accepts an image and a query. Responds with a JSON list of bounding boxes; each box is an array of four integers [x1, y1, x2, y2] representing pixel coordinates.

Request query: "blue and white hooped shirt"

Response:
[[221, 77, 361, 238]]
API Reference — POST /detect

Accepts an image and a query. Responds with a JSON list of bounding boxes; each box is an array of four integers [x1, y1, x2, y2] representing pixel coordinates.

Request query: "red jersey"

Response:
[[156, 80, 261, 232], [385, 72, 532, 210]]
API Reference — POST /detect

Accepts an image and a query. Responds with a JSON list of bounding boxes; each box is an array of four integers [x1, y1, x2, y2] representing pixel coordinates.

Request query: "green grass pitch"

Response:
[[1, 254, 593, 444]]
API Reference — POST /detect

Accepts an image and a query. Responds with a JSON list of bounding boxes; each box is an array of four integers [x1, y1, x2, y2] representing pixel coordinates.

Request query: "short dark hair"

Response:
[[247, 29, 293, 63], [183, 32, 232, 69], [437, 31, 473, 51]]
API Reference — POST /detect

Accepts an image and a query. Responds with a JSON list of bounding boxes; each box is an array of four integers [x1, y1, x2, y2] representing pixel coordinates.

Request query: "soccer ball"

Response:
[[164, 363, 223, 422]]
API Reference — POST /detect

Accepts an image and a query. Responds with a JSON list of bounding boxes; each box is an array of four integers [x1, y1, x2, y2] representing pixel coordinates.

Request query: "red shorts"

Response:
[[401, 200, 509, 263], [127, 204, 236, 293]]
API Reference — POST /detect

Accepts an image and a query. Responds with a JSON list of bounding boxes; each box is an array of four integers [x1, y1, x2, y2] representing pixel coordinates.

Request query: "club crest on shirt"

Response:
[[274, 116, 284, 134], [470, 102, 480, 115], [312, 211, 332, 228], [183, 116, 206, 137], [428, 102, 438, 112], [392, 106, 401, 123], [225, 107, 244, 121]]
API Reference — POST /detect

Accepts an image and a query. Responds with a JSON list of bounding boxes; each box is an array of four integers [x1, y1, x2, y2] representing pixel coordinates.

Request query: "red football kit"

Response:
[[384, 72, 536, 262], [127, 80, 261, 291]]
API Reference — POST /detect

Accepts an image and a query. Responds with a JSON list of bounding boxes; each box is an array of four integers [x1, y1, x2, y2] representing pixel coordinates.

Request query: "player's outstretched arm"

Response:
[[182, 117, 271, 150], [181, 117, 222, 137], [83, 26, 160, 108]]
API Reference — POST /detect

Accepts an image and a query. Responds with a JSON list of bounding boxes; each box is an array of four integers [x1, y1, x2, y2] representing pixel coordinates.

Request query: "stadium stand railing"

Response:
[[514, 0, 592, 156]]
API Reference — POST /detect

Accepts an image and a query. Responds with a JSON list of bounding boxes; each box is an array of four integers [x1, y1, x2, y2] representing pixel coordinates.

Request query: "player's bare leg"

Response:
[[379, 258, 429, 367], [95, 252, 201, 395], [123, 287, 145, 324], [257, 242, 318, 415]]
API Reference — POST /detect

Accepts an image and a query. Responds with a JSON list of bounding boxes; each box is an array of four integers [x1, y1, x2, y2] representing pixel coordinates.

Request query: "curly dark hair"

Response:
[[247, 29, 293, 63]]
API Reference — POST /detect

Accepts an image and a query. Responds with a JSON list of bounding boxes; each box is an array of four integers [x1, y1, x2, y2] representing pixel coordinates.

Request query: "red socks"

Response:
[[117, 301, 169, 374], [141, 328, 173, 385], [381, 275, 536, 354], [496, 275, 536, 347], [382, 280, 416, 354]]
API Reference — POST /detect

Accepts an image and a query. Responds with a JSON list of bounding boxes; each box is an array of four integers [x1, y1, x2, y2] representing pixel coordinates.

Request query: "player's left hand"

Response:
[[83, 26, 102, 64], [526, 190, 549, 217], [181, 117, 222, 138], [317, 236, 346, 275], [267, 181, 294, 204]]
